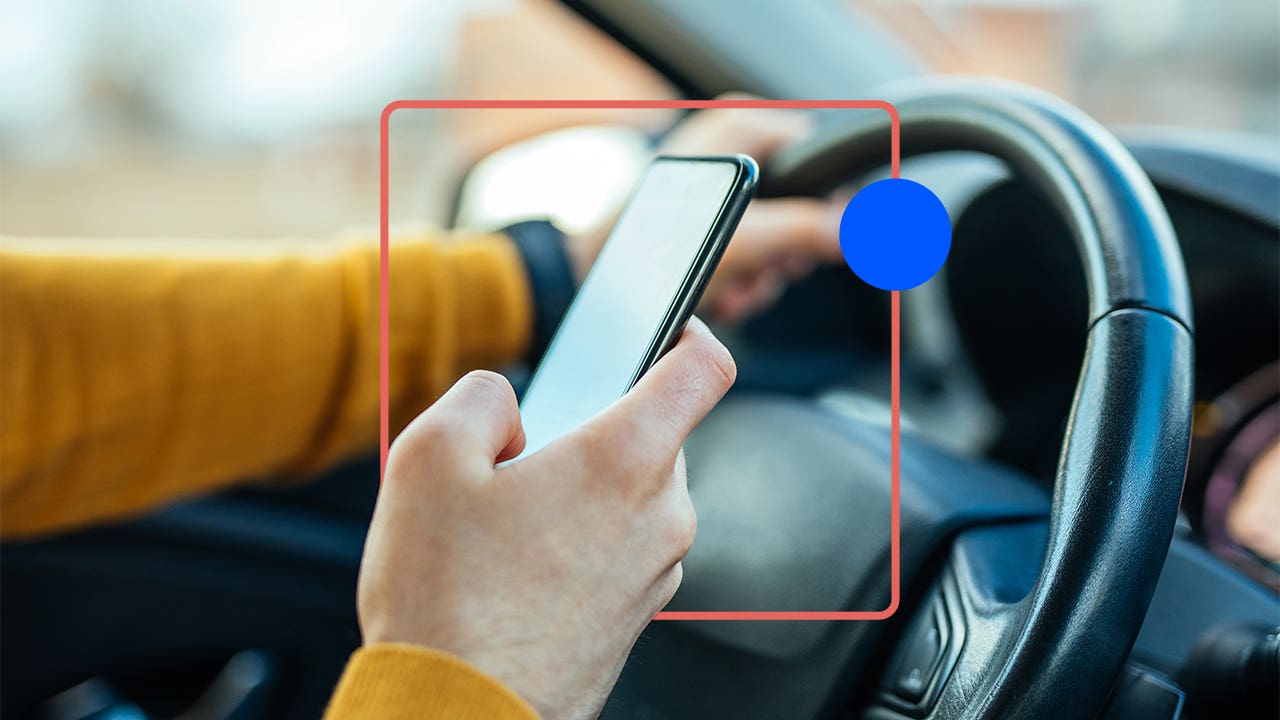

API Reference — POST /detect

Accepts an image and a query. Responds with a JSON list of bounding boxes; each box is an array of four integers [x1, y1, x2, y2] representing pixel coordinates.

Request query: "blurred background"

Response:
[[3, 5, 1278, 717], [2, 0, 1276, 240]]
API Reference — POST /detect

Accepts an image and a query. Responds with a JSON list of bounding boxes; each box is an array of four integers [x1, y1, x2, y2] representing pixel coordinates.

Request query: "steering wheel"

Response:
[[603, 79, 1194, 720]]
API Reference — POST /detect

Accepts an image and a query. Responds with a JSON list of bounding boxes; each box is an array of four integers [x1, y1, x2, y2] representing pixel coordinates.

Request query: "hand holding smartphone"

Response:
[[513, 155, 758, 461]]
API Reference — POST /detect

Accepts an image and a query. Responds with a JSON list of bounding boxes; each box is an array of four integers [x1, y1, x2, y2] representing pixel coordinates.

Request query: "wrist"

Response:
[[505, 220, 577, 366]]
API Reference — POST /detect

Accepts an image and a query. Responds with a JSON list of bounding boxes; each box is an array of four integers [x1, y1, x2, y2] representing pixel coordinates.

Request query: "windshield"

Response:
[[849, 0, 1277, 134], [1, 0, 1274, 240]]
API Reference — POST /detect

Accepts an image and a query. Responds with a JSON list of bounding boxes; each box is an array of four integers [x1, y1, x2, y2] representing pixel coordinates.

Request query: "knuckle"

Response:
[[458, 370, 520, 419], [572, 423, 620, 474], [658, 563, 685, 606], [388, 413, 468, 478], [626, 441, 681, 500], [393, 412, 458, 457], [460, 369, 514, 402], [688, 336, 737, 396], [390, 370, 518, 468], [576, 416, 667, 494], [670, 494, 698, 559]]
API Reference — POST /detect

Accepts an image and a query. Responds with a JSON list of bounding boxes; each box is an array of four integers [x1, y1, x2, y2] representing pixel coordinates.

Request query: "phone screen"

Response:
[[515, 157, 752, 460]]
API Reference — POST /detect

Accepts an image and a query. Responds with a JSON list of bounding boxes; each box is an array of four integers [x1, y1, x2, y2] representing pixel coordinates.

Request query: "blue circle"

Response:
[[839, 178, 951, 291]]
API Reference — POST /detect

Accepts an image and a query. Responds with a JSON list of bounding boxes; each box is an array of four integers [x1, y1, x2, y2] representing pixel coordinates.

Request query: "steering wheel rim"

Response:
[[761, 79, 1195, 720]]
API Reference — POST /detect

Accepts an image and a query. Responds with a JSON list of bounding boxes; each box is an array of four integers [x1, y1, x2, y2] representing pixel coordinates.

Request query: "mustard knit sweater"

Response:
[[0, 233, 542, 719]]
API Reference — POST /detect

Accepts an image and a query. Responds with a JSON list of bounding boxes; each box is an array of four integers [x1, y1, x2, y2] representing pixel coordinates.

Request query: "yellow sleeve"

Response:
[[324, 645, 540, 720], [0, 233, 532, 538]]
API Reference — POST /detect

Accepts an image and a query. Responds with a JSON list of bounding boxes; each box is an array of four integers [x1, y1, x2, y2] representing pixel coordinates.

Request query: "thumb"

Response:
[[588, 317, 736, 467], [393, 370, 526, 469]]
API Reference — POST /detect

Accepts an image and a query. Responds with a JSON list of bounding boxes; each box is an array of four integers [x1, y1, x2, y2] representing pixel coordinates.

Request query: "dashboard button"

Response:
[[893, 605, 948, 703]]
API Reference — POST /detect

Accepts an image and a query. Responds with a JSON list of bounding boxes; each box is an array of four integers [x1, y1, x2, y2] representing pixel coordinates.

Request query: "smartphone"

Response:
[[513, 154, 758, 461]]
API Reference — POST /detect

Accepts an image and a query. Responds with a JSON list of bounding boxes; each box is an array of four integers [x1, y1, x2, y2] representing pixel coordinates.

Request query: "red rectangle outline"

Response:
[[380, 99, 901, 621]]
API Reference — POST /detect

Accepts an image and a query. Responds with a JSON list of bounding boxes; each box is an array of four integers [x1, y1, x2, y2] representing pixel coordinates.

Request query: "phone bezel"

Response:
[[624, 154, 760, 389]]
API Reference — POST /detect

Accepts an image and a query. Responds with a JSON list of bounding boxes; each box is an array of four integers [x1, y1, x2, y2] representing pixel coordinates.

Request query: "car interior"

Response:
[[2, 1, 1277, 719]]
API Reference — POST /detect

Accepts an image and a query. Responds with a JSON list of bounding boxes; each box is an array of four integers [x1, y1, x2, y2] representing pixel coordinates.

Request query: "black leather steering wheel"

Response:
[[606, 79, 1194, 720]]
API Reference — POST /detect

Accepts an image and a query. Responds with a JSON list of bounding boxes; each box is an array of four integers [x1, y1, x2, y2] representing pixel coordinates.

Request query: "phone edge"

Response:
[[627, 153, 761, 389]]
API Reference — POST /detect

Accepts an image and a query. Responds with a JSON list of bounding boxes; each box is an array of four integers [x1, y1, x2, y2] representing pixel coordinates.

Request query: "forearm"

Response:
[[0, 233, 532, 537]]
